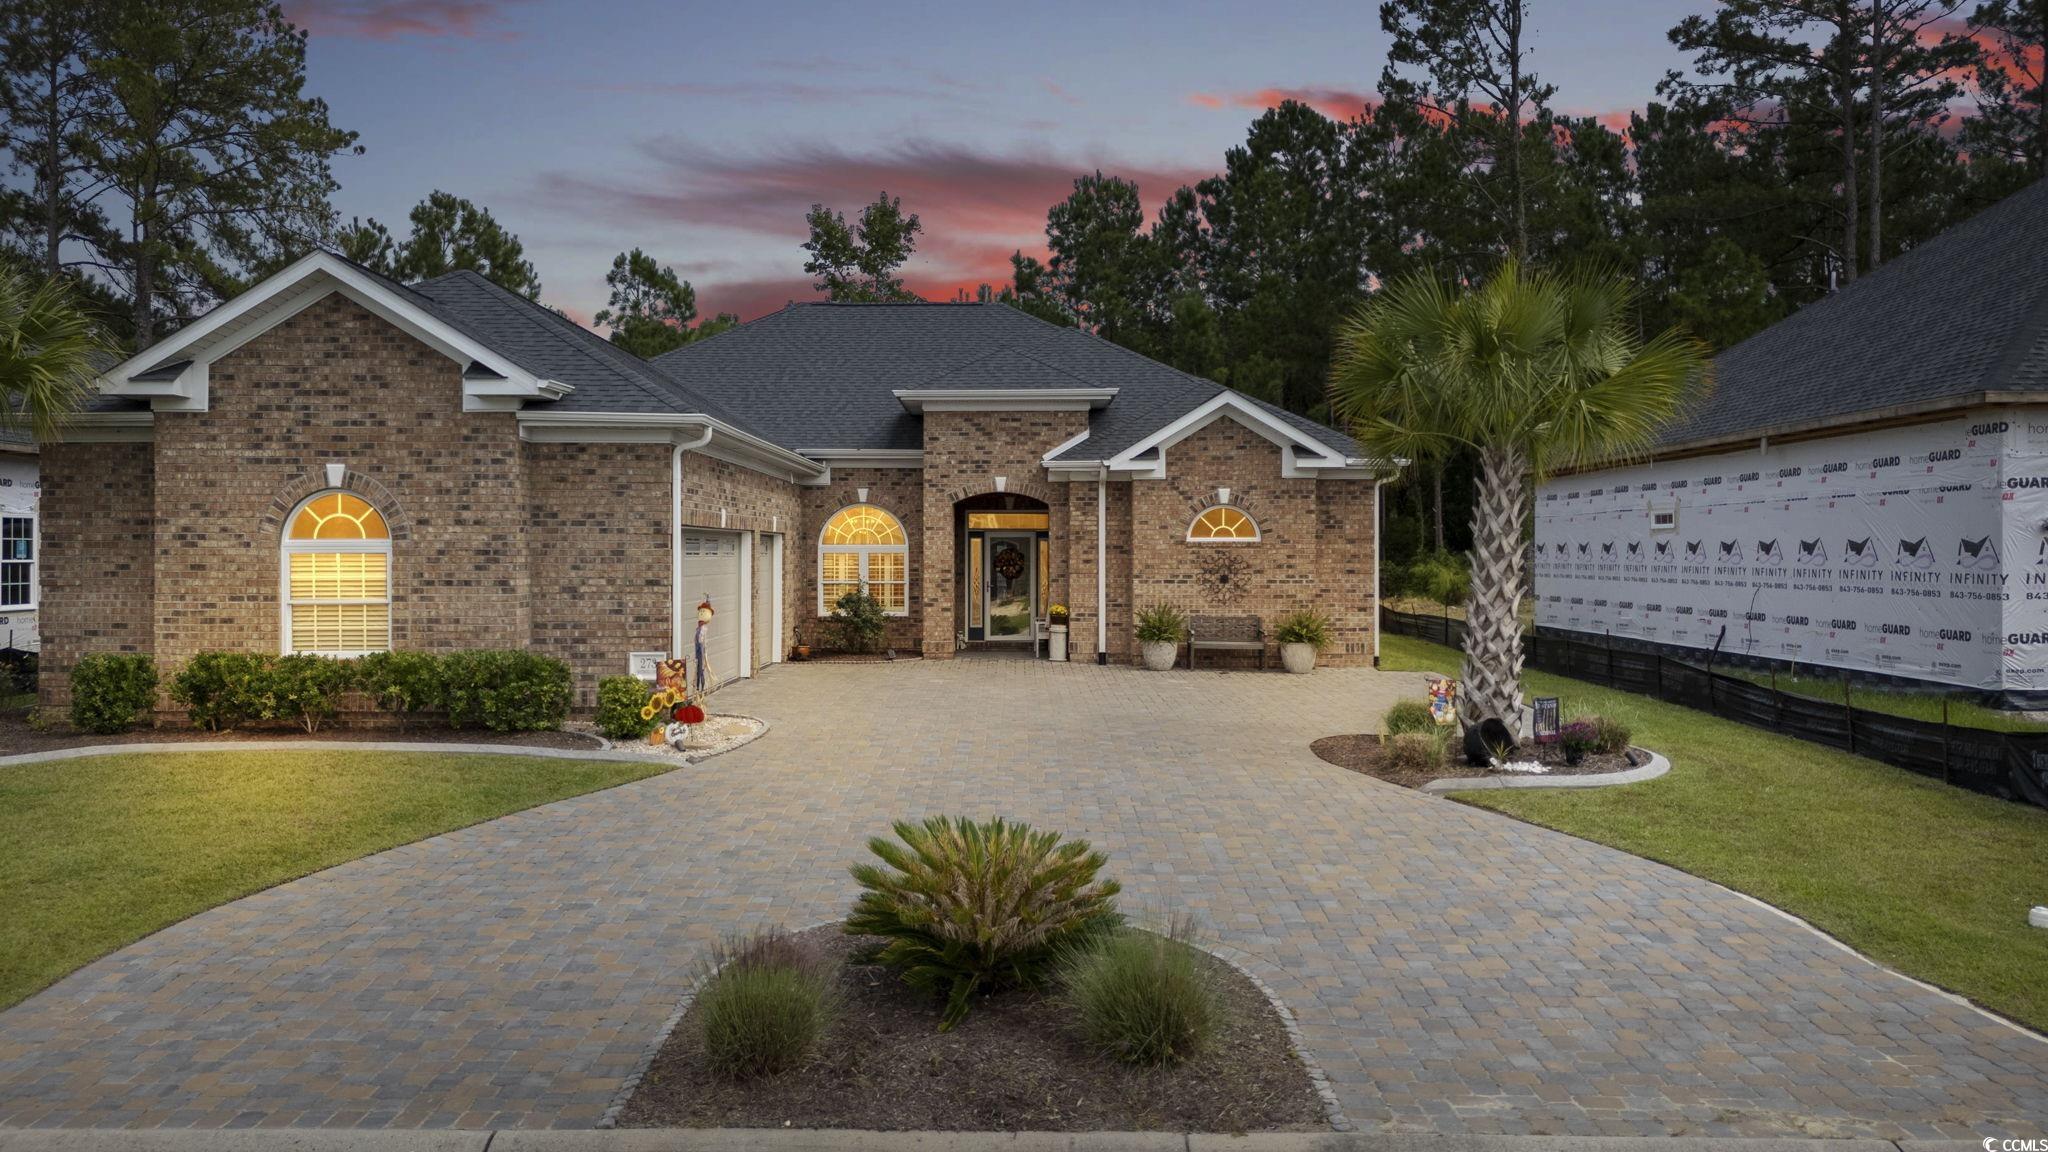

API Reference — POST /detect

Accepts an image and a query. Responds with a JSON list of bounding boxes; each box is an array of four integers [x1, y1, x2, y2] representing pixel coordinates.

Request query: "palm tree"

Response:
[[1331, 261, 1710, 723], [0, 269, 111, 441]]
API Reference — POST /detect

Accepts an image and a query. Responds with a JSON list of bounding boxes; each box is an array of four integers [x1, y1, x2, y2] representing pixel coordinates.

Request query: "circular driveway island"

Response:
[[0, 661, 2042, 1136]]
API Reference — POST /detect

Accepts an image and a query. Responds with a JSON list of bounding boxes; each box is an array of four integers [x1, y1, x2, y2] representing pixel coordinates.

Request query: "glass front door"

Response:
[[984, 533, 1035, 642]]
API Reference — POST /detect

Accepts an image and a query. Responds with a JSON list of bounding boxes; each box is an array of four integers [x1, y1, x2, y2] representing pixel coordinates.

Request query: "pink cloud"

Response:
[[537, 139, 1214, 319], [1186, 86, 1379, 121], [283, 0, 524, 40]]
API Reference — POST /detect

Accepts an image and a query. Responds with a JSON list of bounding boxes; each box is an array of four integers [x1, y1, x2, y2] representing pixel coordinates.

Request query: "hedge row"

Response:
[[66, 650, 573, 736]]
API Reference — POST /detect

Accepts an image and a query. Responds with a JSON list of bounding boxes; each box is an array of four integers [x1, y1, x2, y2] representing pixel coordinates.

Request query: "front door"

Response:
[[984, 533, 1035, 643]]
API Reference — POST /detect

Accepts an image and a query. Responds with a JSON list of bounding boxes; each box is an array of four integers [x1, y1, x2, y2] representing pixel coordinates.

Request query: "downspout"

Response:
[[1096, 469, 1108, 665], [1373, 478, 1383, 669], [671, 424, 714, 656]]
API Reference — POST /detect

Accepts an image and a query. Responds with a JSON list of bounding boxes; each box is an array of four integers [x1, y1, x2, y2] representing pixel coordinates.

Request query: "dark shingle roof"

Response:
[[652, 301, 1361, 460], [1660, 177, 2048, 449], [0, 424, 31, 450], [405, 270, 764, 433]]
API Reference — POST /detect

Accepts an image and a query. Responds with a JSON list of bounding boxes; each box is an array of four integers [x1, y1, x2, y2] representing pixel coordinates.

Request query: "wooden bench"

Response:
[[1187, 614, 1265, 670]]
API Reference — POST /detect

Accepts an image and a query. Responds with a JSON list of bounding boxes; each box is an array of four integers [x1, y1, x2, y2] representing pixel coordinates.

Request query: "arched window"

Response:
[[282, 492, 392, 655], [1188, 505, 1259, 542], [820, 504, 908, 615]]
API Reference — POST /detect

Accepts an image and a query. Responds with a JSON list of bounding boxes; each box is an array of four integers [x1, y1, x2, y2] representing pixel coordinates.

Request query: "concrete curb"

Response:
[[0, 1130, 1981, 1150], [1419, 748, 1669, 793], [0, 719, 773, 771]]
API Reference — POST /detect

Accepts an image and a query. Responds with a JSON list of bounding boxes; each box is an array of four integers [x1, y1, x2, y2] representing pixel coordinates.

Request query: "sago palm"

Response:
[[1331, 261, 1710, 722], [0, 270, 111, 441]]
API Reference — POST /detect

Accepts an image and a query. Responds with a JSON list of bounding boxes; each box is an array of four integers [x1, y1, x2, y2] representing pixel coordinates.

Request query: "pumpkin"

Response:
[[673, 702, 706, 725]]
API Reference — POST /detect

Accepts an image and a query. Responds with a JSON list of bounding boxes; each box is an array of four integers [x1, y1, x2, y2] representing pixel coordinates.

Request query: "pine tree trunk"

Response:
[[133, 209, 155, 347], [1838, 39, 1860, 284], [42, 53, 61, 278], [1460, 443, 1528, 723], [1868, 0, 1885, 269], [1506, 3, 1528, 260], [1432, 467, 1447, 553]]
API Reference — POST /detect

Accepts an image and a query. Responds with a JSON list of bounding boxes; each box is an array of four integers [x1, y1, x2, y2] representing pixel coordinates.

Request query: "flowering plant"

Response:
[[1048, 603, 1070, 625], [1559, 719, 1600, 764]]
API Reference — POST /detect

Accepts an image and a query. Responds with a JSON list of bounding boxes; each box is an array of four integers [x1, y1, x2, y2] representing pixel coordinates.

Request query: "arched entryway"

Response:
[[956, 492, 1050, 646]]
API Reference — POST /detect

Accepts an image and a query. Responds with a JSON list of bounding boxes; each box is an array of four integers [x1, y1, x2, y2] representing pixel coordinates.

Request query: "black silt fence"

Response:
[[1380, 607, 2048, 808]]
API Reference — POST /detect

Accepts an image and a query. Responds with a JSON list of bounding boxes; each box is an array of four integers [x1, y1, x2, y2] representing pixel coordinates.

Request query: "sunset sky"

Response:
[[284, 0, 1704, 325]]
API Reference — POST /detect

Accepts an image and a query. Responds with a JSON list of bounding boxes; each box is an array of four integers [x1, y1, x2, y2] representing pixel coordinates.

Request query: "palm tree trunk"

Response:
[[1460, 442, 1527, 722]]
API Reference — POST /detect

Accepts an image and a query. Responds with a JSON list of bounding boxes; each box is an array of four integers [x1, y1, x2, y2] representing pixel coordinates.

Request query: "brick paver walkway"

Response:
[[1, 661, 2044, 1135]]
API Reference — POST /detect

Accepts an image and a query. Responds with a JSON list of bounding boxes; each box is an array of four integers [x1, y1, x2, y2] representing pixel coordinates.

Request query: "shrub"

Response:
[[1135, 604, 1186, 644], [1592, 715, 1632, 756], [597, 674, 660, 740], [266, 654, 356, 734], [846, 815, 1123, 1030], [1559, 719, 1601, 761], [68, 653, 158, 734], [1059, 915, 1219, 1066], [355, 651, 445, 730], [0, 648, 37, 697], [828, 586, 889, 654], [1383, 731, 1446, 772], [1274, 609, 1332, 650], [442, 650, 572, 732], [695, 929, 838, 1080], [1407, 551, 1471, 610], [169, 651, 274, 731], [1382, 699, 1436, 736]]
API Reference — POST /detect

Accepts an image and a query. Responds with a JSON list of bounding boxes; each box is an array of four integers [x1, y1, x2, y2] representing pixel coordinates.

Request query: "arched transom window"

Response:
[[1188, 505, 1259, 542], [282, 492, 392, 655], [820, 504, 908, 615]]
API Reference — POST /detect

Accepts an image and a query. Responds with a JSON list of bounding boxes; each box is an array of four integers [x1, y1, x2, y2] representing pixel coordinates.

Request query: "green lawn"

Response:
[[1379, 632, 2048, 1032], [0, 749, 675, 1011]]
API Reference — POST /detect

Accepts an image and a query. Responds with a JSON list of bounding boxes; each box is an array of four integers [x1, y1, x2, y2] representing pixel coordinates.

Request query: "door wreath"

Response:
[[993, 545, 1026, 580]]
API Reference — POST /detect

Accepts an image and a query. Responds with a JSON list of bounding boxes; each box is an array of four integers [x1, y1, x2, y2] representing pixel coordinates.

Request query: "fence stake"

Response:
[[1772, 666, 1783, 728], [1654, 651, 1663, 699], [1942, 696, 1951, 784], [1844, 678, 1855, 754]]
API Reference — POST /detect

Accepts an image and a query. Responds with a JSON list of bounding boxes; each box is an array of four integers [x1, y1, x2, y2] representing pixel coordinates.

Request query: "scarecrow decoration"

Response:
[[692, 597, 714, 695], [640, 656, 707, 751], [1427, 676, 1458, 728]]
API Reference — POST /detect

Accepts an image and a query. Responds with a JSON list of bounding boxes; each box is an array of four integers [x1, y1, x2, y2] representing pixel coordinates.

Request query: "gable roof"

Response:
[[1659, 177, 2048, 452], [651, 301, 1363, 461]]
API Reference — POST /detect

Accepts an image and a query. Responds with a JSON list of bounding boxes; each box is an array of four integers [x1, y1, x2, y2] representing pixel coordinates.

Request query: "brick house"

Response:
[[39, 251, 1385, 710]]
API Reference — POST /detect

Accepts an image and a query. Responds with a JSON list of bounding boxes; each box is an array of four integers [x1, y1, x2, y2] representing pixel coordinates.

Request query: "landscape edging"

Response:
[[1419, 747, 1669, 793]]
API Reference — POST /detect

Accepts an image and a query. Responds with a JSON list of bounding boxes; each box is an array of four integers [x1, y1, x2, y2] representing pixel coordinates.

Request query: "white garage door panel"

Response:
[[682, 531, 742, 688]]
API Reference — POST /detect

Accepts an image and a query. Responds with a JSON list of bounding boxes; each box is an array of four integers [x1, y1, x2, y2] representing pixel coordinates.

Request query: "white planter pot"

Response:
[[1140, 640, 1178, 671], [1280, 642, 1317, 674], [1049, 623, 1068, 662]]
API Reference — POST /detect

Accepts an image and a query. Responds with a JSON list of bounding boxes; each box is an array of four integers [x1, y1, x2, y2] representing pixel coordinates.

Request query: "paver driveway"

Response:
[[2, 660, 2045, 1135]]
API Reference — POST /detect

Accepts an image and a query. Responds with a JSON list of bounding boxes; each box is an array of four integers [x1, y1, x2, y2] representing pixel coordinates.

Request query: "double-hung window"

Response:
[[0, 516, 32, 609]]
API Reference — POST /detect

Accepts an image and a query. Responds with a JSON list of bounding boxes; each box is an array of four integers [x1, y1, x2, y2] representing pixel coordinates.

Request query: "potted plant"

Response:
[[1135, 605, 1186, 671], [1047, 603, 1070, 662], [1275, 609, 1332, 674], [792, 629, 811, 661]]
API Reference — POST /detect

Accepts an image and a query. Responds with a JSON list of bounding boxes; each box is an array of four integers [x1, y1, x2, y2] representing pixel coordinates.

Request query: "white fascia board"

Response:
[[1109, 392, 1347, 476], [46, 410, 155, 443], [96, 251, 545, 410], [798, 448, 924, 468], [1039, 427, 1093, 467], [518, 411, 826, 482], [894, 388, 1116, 413]]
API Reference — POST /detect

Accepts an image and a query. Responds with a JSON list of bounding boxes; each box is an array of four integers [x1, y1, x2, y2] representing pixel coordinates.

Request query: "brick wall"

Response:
[[150, 293, 532, 671], [36, 441, 155, 711], [527, 441, 672, 705], [1065, 477, 1134, 664], [798, 466, 924, 652], [1125, 417, 1376, 667], [919, 411, 1083, 657], [678, 450, 802, 671]]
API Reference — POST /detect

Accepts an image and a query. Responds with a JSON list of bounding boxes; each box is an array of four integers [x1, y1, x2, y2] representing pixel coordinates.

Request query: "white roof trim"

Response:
[[516, 410, 826, 481], [94, 250, 554, 411], [894, 387, 1116, 413], [799, 448, 924, 469], [1105, 391, 1349, 477], [1039, 428, 1093, 467]]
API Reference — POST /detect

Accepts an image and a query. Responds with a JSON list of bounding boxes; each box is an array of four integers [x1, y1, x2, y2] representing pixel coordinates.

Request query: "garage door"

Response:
[[682, 530, 743, 688]]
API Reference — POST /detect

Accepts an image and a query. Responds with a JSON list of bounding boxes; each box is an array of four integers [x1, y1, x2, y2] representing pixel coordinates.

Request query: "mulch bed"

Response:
[[790, 650, 923, 665], [0, 712, 603, 756], [1311, 733, 1644, 789], [619, 925, 1326, 1132]]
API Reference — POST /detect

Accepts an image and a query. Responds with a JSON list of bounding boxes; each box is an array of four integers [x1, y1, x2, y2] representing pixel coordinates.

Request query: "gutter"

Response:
[[1097, 469, 1108, 665]]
